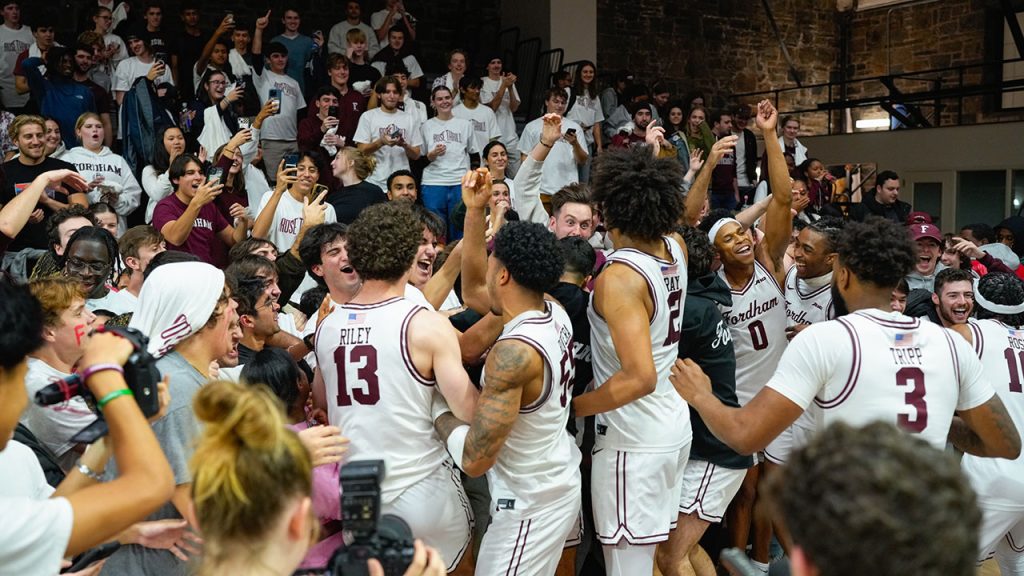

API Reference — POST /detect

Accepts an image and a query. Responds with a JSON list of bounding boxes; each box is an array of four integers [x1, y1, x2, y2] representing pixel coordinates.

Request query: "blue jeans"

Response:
[[421, 184, 463, 241]]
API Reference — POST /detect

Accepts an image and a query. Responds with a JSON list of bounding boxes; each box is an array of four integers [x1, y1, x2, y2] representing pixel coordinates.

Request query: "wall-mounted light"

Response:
[[854, 118, 890, 129]]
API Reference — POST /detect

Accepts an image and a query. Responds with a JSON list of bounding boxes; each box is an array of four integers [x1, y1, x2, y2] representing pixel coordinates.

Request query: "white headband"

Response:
[[708, 218, 742, 243], [973, 278, 1024, 315]]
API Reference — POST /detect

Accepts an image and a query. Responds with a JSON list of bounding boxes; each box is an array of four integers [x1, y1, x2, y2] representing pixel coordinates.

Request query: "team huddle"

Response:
[[313, 101, 1023, 576]]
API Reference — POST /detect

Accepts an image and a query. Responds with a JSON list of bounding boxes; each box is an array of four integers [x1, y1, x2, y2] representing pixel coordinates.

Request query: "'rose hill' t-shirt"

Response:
[[152, 193, 230, 268]]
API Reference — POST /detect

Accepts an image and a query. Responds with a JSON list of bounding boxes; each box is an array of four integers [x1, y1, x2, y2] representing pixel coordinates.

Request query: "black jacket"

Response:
[[679, 273, 754, 468], [848, 192, 912, 224]]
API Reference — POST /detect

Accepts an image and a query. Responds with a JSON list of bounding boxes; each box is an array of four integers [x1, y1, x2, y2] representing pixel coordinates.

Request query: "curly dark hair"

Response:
[[835, 217, 916, 289], [975, 272, 1024, 326], [806, 216, 846, 253], [764, 421, 979, 576], [409, 203, 445, 242], [678, 225, 712, 279], [46, 204, 96, 254], [493, 221, 564, 294], [0, 281, 44, 370], [591, 146, 684, 242], [346, 203, 421, 282], [933, 267, 974, 297]]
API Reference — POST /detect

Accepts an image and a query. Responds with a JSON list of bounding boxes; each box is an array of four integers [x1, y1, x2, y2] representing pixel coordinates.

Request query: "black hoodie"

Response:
[[679, 273, 754, 468], [848, 191, 912, 224]]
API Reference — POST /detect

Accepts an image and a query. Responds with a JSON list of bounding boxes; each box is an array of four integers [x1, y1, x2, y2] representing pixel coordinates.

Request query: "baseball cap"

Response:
[[908, 223, 942, 244], [906, 211, 934, 225]]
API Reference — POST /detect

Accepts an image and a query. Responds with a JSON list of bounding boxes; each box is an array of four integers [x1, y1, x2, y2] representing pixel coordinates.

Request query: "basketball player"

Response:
[[670, 216, 1020, 462], [958, 273, 1024, 575], [314, 202, 479, 572], [569, 137, 690, 574], [698, 99, 794, 572], [435, 173, 582, 573]]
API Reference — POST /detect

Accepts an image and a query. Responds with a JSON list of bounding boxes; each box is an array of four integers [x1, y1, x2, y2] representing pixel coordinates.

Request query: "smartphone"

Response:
[[566, 128, 576, 135], [284, 153, 300, 169], [206, 165, 225, 183], [268, 88, 282, 115], [235, 79, 246, 91], [237, 116, 251, 130], [389, 126, 402, 140], [327, 105, 339, 118], [224, 10, 234, 24], [313, 183, 329, 197]]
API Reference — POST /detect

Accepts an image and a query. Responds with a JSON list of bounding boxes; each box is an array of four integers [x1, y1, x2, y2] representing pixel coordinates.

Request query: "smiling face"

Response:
[[794, 227, 834, 279], [487, 58, 502, 77], [933, 280, 974, 327], [128, 37, 147, 57], [580, 64, 595, 86], [409, 226, 438, 288], [783, 119, 800, 140], [174, 160, 206, 199], [449, 52, 466, 75], [318, 237, 361, 294], [432, 88, 453, 113], [292, 157, 319, 195], [489, 182, 510, 212], [317, 93, 339, 116], [94, 212, 118, 237], [388, 175, 417, 201], [232, 29, 250, 49], [486, 144, 508, 174], [914, 238, 941, 276], [268, 51, 288, 74], [43, 119, 61, 155], [15, 121, 46, 162], [64, 238, 112, 299], [50, 297, 97, 363], [689, 108, 705, 129], [545, 94, 567, 115], [74, 49, 93, 75], [205, 72, 228, 101], [210, 42, 228, 66], [282, 10, 300, 33], [76, 115, 104, 150], [208, 297, 240, 361], [329, 61, 349, 87], [715, 221, 755, 269], [668, 106, 684, 127]]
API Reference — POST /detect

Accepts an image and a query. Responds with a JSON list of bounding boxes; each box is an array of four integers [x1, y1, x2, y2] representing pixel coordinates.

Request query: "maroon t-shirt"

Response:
[[152, 193, 231, 268]]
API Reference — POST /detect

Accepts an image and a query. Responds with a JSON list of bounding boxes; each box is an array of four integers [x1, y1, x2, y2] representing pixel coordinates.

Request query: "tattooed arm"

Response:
[[435, 339, 540, 477], [950, 395, 1021, 458]]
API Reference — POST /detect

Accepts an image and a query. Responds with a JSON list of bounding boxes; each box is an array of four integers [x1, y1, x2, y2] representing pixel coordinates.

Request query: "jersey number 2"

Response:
[[896, 367, 927, 433], [663, 290, 683, 346], [335, 345, 380, 406]]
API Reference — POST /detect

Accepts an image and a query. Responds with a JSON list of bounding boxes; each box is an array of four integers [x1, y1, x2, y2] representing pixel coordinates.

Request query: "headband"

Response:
[[708, 218, 742, 243], [973, 278, 1024, 315]]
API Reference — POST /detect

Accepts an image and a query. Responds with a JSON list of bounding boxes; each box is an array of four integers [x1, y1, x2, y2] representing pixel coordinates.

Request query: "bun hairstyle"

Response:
[[190, 380, 312, 562]]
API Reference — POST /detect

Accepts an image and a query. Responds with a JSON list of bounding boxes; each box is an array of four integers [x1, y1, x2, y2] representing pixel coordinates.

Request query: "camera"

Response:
[[34, 326, 161, 443], [328, 460, 415, 576]]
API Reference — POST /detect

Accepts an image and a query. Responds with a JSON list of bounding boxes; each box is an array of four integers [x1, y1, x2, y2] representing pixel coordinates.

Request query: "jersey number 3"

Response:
[[335, 345, 380, 406], [896, 367, 927, 433]]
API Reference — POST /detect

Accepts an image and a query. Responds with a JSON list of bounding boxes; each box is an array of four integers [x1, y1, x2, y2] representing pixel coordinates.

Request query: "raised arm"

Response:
[[196, 16, 235, 76], [160, 180, 223, 245], [684, 134, 738, 226], [756, 100, 793, 278], [252, 10, 270, 59], [252, 162, 294, 239], [423, 241, 462, 310], [459, 168, 492, 314], [435, 338, 538, 477], [572, 264, 658, 417], [0, 170, 87, 239]]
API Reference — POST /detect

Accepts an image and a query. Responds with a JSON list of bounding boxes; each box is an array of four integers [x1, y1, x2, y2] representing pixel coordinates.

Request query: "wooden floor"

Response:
[[979, 559, 1001, 576]]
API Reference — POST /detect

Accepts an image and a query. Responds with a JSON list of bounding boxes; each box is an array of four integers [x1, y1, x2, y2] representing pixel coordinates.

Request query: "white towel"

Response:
[[129, 262, 226, 357]]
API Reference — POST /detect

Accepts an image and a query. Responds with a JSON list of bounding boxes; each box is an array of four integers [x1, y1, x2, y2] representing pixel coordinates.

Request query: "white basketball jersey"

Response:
[[483, 301, 583, 513], [315, 297, 446, 504], [961, 319, 1024, 509], [766, 309, 995, 450], [589, 236, 690, 452], [719, 260, 788, 405], [784, 267, 834, 327]]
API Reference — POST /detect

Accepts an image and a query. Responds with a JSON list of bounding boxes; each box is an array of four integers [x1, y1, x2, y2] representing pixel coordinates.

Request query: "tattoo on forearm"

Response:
[[434, 412, 466, 442], [463, 342, 529, 468]]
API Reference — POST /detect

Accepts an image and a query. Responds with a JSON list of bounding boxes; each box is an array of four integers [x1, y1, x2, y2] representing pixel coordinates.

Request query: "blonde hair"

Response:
[[346, 28, 367, 44], [9, 114, 46, 142], [190, 380, 312, 568], [340, 146, 377, 181], [29, 277, 85, 327], [75, 112, 103, 140]]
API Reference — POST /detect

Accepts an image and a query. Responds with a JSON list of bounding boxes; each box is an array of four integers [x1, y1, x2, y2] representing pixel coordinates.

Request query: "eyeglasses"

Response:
[[66, 257, 110, 275], [209, 80, 227, 85]]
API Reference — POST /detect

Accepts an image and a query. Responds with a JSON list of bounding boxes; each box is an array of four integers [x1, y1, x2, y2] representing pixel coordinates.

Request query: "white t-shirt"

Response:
[[371, 54, 424, 80], [354, 107, 423, 190], [403, 93, 427, 127], [420, 116, 476, 186], [0, 25, 33, 108], [370, 10, 416, 37], [566, 91, 605, 146], [518, 116, 586, 196], [0, 442, 73, 576], [253, 68, 305, 141], [87, 287, 137, 316], [452, 103, 501, 154], [256, 189, 339, 253], [20, 359, 97, 471], [480, 76, 520, 147], [328, 21, 380, 58], [112, 56, 174, 92]]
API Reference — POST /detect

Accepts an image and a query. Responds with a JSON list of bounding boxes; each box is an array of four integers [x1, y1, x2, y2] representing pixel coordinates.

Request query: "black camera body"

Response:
[[328, 460, 415, 576], [34, 326, 161, 443]]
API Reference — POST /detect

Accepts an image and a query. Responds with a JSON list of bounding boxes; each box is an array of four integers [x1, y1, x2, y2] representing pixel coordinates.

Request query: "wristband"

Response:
[[539, 140, 553, 149], [97, 388, 134, 410], [80, 363, 124, 383], [77, 462, 105, 482], [445, 425, 470, 470]]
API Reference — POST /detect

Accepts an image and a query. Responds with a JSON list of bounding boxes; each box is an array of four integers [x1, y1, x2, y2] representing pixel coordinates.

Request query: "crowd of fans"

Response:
[[2, 1, 1024, 576]]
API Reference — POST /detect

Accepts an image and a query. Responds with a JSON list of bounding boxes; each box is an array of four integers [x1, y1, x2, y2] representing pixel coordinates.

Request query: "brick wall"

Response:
[[595, 0, 1023, 134]]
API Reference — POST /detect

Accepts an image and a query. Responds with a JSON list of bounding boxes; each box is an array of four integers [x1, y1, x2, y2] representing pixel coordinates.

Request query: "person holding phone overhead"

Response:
[[251, 10, 305, 186], [517, 88, 587, 210], [252, 150, 337, 253]]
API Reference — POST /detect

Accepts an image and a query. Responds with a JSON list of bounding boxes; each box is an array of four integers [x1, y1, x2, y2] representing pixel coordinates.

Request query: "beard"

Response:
[[831, 283, 850, 317]]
